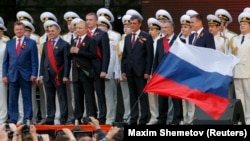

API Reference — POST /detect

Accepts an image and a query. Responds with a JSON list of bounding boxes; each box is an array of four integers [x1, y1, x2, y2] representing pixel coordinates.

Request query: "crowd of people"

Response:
[[0, 116, 123, 141], [0, 6, 250, 133]]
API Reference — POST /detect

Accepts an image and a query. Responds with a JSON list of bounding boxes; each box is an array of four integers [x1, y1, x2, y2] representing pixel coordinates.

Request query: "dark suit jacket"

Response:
[[3, 37, 38, 82], [68, 35, 97, 81], [91, 28, 110, 74], [40, 37, 70, 82], [121, 31, 154, 77], [189, 29, 216, 49], [152, 34, 177, 73]]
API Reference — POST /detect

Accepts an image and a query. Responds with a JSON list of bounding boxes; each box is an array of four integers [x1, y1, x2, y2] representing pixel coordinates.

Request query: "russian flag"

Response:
[[144, 40, 239, 120]]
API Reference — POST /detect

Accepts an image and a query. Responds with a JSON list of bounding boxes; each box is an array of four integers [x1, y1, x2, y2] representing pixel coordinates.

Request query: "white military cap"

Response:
[[122, 14, 132, 25], [43, 20, 61, 31], [0, 23, 7, 31], [63, 11, 79, 22], [126, 9, 143, 20], [207, 14, 221, 26], [238, 12, 250, 23], [97, 8, 114, 22], [70, 18, 84, 28], [243, 7, 250, 13], [98, 16, 112, 30], [155, 9, 173, 22], [0, 16, 4, 25], [16, 11, 34, 24], [40, 11, 57, 23], [185, 9, 198, 16], [20, 20, 35, 32], [180, 14, 191, 25], [215, 9, 232, 23], [147, 17, 161, 30]]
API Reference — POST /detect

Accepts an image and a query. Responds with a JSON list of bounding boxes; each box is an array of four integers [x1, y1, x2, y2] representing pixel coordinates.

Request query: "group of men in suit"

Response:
[[1, 6, 250, 125]]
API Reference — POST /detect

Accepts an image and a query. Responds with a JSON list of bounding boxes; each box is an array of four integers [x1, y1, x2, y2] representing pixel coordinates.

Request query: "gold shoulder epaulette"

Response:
[[229, 36, 237, 55]]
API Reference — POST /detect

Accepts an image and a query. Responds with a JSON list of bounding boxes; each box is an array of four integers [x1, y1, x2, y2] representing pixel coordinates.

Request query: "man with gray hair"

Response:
[[39, 22, 70, 125]]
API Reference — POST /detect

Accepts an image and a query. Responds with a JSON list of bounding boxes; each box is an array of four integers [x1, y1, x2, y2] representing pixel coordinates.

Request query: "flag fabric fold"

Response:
[[144, 40, 239, 120]]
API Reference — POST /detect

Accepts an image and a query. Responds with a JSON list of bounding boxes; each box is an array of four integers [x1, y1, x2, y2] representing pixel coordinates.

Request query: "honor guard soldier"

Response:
[[207, 14, 229, 53], [179, 14, 192, 44], [115, 14, 132, 123], [96, 8, 122, 125], [243, 7, 250, 13], [146, 17, 161, 125], [126, 9, 143, 20], [62, 11, 80, 44], [62, 11, 80, 124], [155, 9, 173, 23], [185, 9, 199, 17], [0, 18, 8, 124], [215, 8, 237, 99], [0, 23, 9, 43], [179, 14, 194, 125], [185, 9, 199, 34], [215, 9, 238, 40], [230, 11, 250, 124], [155, 9, 173, 37], [0, 17, 10, 43], [40, 11, 58, 45], [16, 11, 40, 44]]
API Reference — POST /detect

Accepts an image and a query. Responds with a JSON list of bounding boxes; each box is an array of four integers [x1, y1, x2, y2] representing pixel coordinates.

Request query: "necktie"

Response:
[[192, 32, 198, 45], [16, 38, 21, 55], [241, 36, 245, 44], [76, 37, 81, 48], [131, 33, 136, 48], [52, 39, 55, 47]]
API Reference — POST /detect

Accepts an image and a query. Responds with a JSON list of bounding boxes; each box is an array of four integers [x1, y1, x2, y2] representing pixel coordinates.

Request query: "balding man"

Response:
[[69, 21, 97, 124]]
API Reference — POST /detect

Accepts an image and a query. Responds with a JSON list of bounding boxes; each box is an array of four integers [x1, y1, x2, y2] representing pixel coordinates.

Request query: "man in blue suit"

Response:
[[2, 21, 38, 124], [121, 15, 154, 125], [189, 14, 216, 49]]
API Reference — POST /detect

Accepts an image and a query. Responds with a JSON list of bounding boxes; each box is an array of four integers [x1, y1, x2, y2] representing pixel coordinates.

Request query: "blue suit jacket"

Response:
[[40, 37, 70, 82], [189, 29, 216, 49], [2, 37, 38, 82], [121, 31, 154, 77]]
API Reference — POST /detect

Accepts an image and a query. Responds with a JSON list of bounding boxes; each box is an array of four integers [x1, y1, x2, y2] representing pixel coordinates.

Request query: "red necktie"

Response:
[[16, 38, 21, 55], [76, 37, 81, 48], [131, 33, 136, 48], [192, 32, 198, 45]]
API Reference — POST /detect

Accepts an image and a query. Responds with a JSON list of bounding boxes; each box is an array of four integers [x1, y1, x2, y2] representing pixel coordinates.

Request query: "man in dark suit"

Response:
[[85, 12, 110, 124], [121, 15, 154, 125], [189, 14, 216, 49], [39, 21, 70, 125], [2, 21, 38, 124], [153, 21, 183, 125], [68, 21, 97, 124]]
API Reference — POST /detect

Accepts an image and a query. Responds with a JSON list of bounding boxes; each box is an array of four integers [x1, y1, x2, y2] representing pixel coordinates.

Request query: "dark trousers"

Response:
[[158, 95, 169, 124], [127, 71, 150, 125], [44, 72, 68, 123], [172, 98, 183, 124], [93, 73, 106, 121], [8, 75, 32, 124], [73, 68, 97, 121]]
